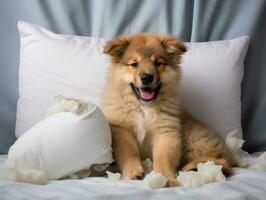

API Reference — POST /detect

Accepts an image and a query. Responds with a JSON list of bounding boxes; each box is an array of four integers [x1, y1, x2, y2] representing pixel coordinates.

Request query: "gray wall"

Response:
[[0, 0, 265, 153]]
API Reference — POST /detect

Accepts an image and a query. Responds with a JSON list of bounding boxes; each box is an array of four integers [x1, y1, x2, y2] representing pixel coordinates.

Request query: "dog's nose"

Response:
[[140, 73, 154, 85]]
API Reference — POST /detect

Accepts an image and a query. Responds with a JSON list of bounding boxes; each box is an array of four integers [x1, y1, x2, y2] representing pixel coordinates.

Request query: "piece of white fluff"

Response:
[[177, 171, 206, 188], [249, 152, 266, 171], [225, 130, 266, 171], [143, 170, 167, 189], [106, 171, 121, 182], [142, 159, 168, 189], [176, 161, 226, 188], [225, 130, 249, 167], [46, 95, 81, 116], [197, 161, 226, 182]]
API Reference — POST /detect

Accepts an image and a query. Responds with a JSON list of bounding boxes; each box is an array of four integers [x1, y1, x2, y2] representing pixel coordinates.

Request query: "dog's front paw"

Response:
[[122, 162, 145, 180], [166, 178, 179, 187]]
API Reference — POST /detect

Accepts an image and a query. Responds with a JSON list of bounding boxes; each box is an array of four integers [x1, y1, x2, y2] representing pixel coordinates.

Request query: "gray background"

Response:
[[0, 0, 265, 153]]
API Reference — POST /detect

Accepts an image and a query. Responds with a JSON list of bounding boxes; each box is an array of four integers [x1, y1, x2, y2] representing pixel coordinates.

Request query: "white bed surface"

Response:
[[1, 154, 266, 200]]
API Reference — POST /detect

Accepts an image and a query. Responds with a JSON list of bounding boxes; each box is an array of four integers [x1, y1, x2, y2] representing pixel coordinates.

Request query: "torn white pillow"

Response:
[[6, 102, 113, 183]]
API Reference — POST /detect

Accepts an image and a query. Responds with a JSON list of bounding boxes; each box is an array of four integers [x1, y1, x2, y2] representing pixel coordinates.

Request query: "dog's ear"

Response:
[[160, 35, 187, 55], [104, 36, 131, 58]]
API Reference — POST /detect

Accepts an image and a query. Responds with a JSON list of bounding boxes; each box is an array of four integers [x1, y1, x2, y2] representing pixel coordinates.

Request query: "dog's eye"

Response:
[[130, 62, 138, 67], [154, 61, 162, 67]]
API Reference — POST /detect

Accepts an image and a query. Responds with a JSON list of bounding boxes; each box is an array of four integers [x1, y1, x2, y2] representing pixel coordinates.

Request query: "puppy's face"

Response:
[[104, 33, 186, 103]]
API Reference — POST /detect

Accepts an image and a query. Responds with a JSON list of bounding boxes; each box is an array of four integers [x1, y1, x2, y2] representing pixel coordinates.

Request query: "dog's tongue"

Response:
[[140, 89, 154, 100]]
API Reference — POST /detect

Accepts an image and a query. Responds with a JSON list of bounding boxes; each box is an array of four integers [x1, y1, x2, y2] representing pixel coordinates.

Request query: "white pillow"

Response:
[[16, 21, 249, 138], [7, 103, 113, 181], [181, 38, 249, 138]]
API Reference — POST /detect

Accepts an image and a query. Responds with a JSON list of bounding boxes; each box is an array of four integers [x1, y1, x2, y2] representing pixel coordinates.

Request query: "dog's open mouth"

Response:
[[130, 83, 161, 102]]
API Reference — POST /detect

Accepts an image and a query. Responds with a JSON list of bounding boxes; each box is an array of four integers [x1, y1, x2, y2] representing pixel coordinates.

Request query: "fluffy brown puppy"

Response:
[[101, 33, 235, 187]]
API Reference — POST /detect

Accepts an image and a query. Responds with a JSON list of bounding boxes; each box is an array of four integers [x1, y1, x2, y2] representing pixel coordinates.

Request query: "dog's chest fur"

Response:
[[133, 106, 155, 147]]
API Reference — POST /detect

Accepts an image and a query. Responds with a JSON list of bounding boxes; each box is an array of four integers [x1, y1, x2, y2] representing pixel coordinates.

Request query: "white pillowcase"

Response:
[[7, 103, 113, 181], [16, 21, 249, 138], [181, 38, 249, 138]]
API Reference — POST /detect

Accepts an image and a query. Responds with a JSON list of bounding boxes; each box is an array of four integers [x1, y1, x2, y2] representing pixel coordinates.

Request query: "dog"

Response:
[[101, 33, 235, 187]]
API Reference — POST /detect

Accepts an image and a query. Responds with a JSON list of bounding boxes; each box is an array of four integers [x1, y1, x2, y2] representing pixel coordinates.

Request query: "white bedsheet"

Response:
[[1, 154, 266, 200]]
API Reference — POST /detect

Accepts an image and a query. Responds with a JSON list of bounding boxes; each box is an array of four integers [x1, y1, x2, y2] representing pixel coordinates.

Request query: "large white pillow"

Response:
[[16, 21, 249, 138], [7, 102, 113, 181]]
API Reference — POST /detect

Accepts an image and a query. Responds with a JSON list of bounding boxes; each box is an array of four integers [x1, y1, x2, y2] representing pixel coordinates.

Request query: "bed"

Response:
[[1, 154, 266, 200], [0, 1, 266, 199]]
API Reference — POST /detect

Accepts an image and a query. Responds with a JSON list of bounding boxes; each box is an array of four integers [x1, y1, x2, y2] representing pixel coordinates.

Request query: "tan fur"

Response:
[[101, 33, 235, 187]]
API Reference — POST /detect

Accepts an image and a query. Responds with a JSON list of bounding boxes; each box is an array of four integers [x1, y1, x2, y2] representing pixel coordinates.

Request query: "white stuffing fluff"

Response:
[[5, 96, 113, 184], [225, 130, 249, 167], [140, 158, 168, 189], [249, 152, 266, 171], [197, 161, 226, 182], [225, 130, 266, 171], [177, 161, 226, 188], [46, 95, 81, 116], [144, 170, 167, 189], [106, 171, 121, 182], [177, 171, 206, 188]]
